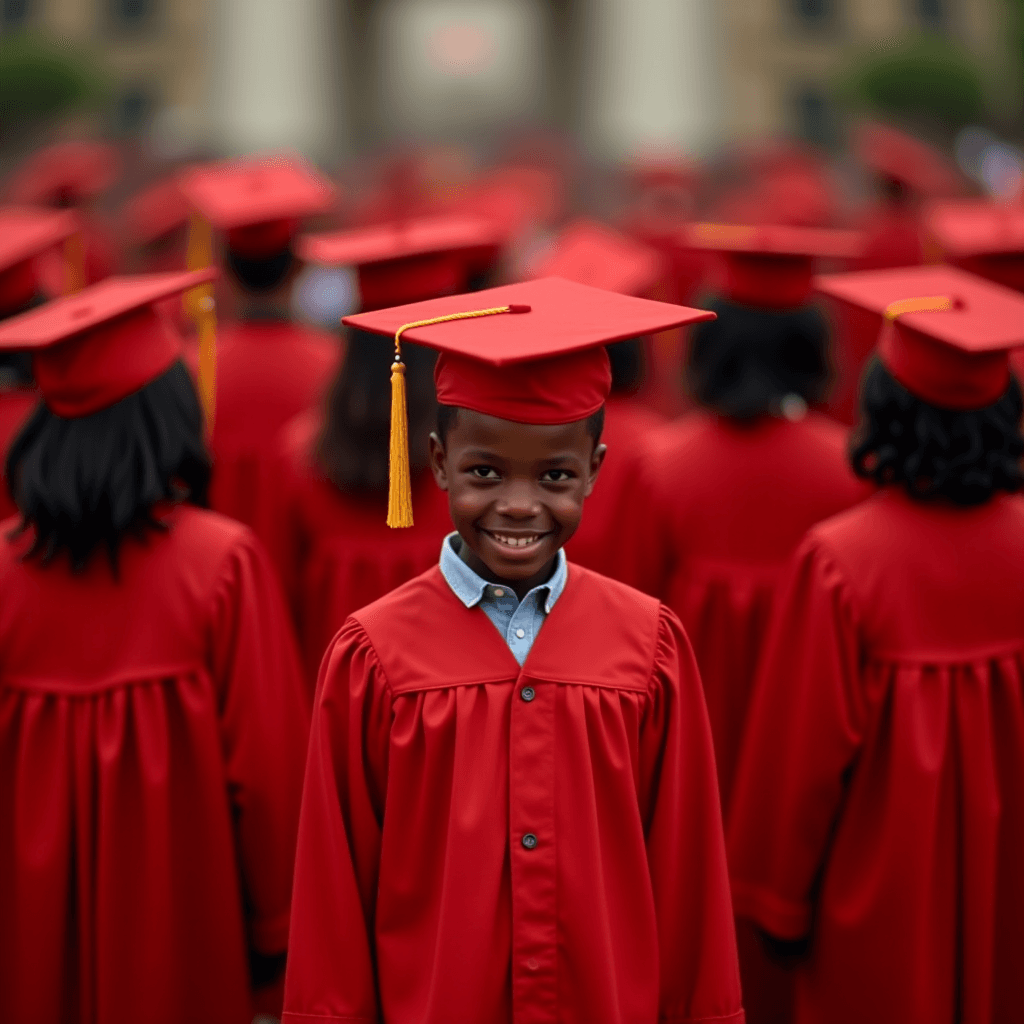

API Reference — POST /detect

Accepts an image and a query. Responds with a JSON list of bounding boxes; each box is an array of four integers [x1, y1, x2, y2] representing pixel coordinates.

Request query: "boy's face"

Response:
[[429, 408, 605, 589]]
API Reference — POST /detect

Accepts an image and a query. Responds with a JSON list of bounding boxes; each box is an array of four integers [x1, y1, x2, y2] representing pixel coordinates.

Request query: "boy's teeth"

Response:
[[494, 533, 539, 548]]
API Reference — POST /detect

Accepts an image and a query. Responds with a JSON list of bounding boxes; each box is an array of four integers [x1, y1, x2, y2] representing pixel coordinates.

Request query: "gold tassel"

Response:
[[386, 302, 532, 528], [884, 296, 953, 320], [184, 214, 218, 430], [63, 231, 85, 295]]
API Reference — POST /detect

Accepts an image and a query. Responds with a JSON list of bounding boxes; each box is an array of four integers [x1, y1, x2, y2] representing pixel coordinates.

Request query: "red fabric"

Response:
[[626, 412, 870, 814], [257, 411, 453, 690], [728, 489, 1024, 1024], [721, 254, 815, 308], [283, 565, 744, 1024], [6, 141, 121, 206], [953, 252, 1024, 295], [0, 387, 38, 519], [0, 506, 310, 1024], [435, 346, 612, 425], [564, 395, 666, 579], [204, 319, 341, 529]]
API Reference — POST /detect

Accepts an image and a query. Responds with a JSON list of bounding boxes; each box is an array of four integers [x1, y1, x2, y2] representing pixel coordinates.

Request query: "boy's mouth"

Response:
[[481, 529, 553, 556], [491, 532, 541, 548]]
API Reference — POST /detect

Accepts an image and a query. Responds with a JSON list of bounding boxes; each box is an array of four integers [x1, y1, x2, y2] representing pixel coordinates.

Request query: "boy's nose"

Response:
[[496, 481, 542, 519]]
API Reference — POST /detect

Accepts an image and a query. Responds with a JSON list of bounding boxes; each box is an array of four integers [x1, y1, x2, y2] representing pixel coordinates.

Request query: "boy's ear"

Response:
[[584, 443, 606, 498], [428, 432, 449, 491]]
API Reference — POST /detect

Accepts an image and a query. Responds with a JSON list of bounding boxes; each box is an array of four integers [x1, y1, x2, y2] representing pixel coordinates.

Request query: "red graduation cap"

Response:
[[814, 264, 1024, 409], [684, 222, 864, 308], [6, 141, 121, 207], [299, 215, 504, 311], [0, 207, 80, 315], [344, 276, 716, 526], [529, 219, 665, 298], [856, 123, 960, 197], [0, 269, 217, 417], [178, 153, 337, 257], [124, 178, 191, 247], [925, 200, 1024, 294]]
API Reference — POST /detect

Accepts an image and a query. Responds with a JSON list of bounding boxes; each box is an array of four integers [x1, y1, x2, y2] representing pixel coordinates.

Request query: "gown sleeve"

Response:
[[282, 619, 393, 1024], [209, 529, 312, 956], [641, 606, 745, 1024], [726, 534, 866, 941]]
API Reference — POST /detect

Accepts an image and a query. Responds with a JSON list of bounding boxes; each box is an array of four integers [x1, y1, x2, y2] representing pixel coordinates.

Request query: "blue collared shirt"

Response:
[[438, 532, 568, 665]]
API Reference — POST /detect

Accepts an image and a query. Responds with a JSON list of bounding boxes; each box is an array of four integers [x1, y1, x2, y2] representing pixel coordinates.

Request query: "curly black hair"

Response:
[[686, 297, 830, 420], [6, 361, 211, 571], [850, 358, 1024, 505]]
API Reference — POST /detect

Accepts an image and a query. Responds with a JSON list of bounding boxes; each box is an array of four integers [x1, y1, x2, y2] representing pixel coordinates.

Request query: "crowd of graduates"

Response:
[[0, 122, 1023, 1024]]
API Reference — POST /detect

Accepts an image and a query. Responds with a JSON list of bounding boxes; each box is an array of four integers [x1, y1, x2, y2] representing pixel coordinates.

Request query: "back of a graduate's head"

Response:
[[318, 328, 437, 493], [226, 244, 296, 294], [685, 298, 830, 421], [851, 357, 1024, 506], [6, 360, 211, 572]]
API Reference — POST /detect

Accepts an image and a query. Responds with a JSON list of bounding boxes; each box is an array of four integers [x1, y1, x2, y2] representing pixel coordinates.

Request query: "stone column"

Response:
[[207, 0, 347, 162], [579, 0, 723, 161]]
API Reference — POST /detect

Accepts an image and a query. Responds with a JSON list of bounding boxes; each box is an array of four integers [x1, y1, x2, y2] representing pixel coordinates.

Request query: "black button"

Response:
[[521, 833, 538, 850], [520, 686, 536, 703]]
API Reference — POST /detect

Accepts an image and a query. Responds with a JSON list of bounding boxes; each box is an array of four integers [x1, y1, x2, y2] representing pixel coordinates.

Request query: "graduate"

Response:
[[529, 219, 669, 578], [283, 277, 744, 1024], [6, 140, 122, 289], [177, 154, 341, 528], [925, 198, 1024, 294], [0, 271, 310, 1024], [257, 219, 500, 690], [728, 265, 1024, 1024], [0, 206, 80, 519]]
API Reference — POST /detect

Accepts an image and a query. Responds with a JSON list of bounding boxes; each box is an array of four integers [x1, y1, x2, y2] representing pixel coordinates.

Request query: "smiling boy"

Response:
[[283, 278, 745, 1024]]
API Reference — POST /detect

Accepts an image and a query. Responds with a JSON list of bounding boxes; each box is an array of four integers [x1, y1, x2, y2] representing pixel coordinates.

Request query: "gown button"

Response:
[[521, 686, 536, 702], [521, 833, 538, 850]]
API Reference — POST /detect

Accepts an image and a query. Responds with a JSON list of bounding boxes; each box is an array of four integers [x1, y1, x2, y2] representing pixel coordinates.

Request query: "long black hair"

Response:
[[6, 360, 211, 571], [686, 298, 830, 420], [317, 328, 438, 492], [851, 358, 1024, 505]]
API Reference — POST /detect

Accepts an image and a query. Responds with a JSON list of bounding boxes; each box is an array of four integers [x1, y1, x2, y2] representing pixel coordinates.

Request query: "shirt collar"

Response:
[[439, 532, 567, 614]]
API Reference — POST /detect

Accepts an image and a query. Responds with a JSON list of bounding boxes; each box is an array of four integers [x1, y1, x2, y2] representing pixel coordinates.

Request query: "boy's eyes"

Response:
[[470, 466, 501, 480], [466, 467, 576, 483], [541, 469, 575, 483]]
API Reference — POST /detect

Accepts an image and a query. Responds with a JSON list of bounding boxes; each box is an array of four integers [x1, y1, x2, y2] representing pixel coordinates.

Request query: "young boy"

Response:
[[283, 277, 744, 1024]]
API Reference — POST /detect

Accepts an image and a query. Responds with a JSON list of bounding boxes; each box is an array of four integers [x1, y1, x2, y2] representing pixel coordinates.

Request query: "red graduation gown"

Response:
[[207, 319, 340, 529], [259, 411, 453, 689], [565, 395, 666, 581], [728, 490, 1024, 1024], [629, 411, 870, 812], [0, 387, 37, 520], [283, 564, 744, 1024], [0, 507, 310, 1024]]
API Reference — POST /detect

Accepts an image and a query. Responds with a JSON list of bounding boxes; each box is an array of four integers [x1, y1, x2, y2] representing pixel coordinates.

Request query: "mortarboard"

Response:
[[343, 276, 716, 526], [6, 141, 121, 207], [299, 215, 504, 311], [925, 200, 1024, 293], [855, 123, 960, 197], [685, 222, 863, 308], [0, 269, 217, 418], [814, 264, 1024, 409], [529, 219, 664, 298], [0, 207, 80, 315], [124, 178, 191, 248], [178, 153, 337, 258]]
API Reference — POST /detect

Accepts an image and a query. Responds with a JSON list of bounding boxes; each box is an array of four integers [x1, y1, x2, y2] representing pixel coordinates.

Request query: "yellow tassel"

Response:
[[63, 231, 85, 295], [387, 359, 414, 528], [884, 296, 953, 320], [385, 302, 532, 528]]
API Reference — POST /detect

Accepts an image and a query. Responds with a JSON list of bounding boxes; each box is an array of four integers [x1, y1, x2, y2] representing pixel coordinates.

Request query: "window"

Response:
[[793, 86, 835, 148], [2, 0, 31, 28], [793, 0, 832, 25], [916, 0, 944, 29], [110, 0, 156, 30]]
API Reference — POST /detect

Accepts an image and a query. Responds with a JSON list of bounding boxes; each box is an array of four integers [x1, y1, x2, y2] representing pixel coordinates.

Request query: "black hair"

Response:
[[316, 329, 437, 492], [607, 337, 645, 395], [435, 403, 605, 448], [0, 352, 33, 388], [686, 297, 830, 420], [850, 358, 1024, 505], [226, 246, 295, 293], [6, 360, 211, 572]]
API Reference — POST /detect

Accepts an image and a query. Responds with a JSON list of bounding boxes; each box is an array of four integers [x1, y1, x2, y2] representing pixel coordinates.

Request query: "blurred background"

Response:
[[1, 0, 1022, 200]]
